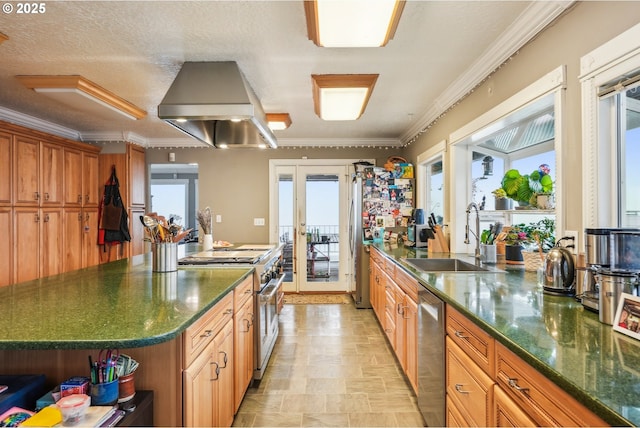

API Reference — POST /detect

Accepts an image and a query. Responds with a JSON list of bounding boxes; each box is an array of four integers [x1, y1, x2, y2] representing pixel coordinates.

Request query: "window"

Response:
[[581, 22, 640, 229]]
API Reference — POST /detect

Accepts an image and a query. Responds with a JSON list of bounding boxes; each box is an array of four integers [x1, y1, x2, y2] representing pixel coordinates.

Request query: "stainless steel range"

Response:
[[178, 243, 283, 381]]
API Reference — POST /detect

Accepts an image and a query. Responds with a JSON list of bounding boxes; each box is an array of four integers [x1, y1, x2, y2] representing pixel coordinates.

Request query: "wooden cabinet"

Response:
[[495, 342, 607, 427], [494, 384, 536, 427], [234, 276, 254, 413], [13, 135, 40, 206], [129, 207, 147, 257], [128, 145, 146, 207], [370, 248, 419, 393], [446, 336, 494, 427], [63, 207, 100, 271], [65, 149, 99, 207], [41, 142, 64, 206], [183, 292, 235, 427], [0, 132, 11, 205], [0, 207, 12, 286], [41, 208, 63, 278], [13, 207, 40, 283], [446, 305, 495, 378]]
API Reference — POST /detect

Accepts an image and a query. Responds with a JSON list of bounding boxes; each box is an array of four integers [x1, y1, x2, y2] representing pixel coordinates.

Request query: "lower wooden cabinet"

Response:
[[234, 277, 255, 413], [446, 336, 494, 427], [0, 207, 12, 287], [494, 384, 536, 427], [183, 293, 235, 427], [64, 207, 100, 272]]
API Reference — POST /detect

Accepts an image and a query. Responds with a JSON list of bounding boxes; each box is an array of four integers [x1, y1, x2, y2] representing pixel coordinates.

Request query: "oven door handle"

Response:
[[260, 274, 284, 301]]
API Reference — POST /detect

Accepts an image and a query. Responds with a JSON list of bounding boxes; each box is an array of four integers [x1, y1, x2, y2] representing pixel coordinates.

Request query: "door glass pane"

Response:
[[622, 87, 640, 227], [428, 158, 444, 224], [306, 174, 340, 283], [278, 174, 294, 282]]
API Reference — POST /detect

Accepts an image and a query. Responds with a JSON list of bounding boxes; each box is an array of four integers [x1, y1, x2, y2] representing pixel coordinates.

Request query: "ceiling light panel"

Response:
[[15, 75, 146, 120], [266, 113, 292, 130], [312, 74, 378, 121], [305, 0, 405, 47]]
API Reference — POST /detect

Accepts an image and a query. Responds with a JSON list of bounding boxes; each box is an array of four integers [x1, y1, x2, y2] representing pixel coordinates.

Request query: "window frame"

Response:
[[580, 22, 640, 230]]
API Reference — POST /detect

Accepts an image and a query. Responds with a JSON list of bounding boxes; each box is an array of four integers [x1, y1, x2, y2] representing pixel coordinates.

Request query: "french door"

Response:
[[270, 161, 351, 293]]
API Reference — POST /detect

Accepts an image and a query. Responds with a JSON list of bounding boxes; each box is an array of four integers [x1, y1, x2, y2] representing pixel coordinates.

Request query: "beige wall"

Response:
[[147, 2, 640, 245], [403, 1, 640, 244], [145, 147, 395, 243]]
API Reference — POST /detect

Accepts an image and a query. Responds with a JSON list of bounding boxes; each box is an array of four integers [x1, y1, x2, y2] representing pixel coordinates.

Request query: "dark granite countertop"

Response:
[[0, 253, 252, 350], [374, 243, 639, 427]]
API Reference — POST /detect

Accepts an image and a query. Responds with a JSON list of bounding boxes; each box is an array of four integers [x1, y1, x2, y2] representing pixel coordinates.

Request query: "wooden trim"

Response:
[[0, 119, 101, 154], [15, 75, 147, 120], [311, 74, 378, 119]]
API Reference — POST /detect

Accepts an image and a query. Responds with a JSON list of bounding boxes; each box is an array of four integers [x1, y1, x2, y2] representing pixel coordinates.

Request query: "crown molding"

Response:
[[401, 0, 574, 145], [0, 106, 81, 140], [276, 137, 401, 148]]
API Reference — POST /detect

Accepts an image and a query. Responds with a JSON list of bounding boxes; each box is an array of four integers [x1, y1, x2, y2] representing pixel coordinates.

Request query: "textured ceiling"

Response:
[[0, 1, 572, 148]]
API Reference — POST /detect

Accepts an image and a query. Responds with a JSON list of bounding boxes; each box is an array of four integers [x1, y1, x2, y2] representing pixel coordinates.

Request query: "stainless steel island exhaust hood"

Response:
[[158, 61, 277, 149]]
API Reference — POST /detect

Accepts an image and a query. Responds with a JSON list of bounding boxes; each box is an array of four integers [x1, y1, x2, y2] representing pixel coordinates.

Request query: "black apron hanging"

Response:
[[98, 166, 131, 251]]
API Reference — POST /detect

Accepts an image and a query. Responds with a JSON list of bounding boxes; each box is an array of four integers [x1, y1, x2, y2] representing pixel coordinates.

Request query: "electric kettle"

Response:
[[544, 245, 576, 295]]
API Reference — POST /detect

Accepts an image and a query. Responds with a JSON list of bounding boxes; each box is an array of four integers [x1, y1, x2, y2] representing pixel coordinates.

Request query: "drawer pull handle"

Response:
[[200, 329, 213, 338], [210, 361, 220, 381], [242, 319, 251, 332], [454, 383, 471, 394], [454, 330, 469, 339], [508, 378, 530, 394], [245, 289, 253, 294], [224, 308, 233, 315], [219, 351, 228, 368]]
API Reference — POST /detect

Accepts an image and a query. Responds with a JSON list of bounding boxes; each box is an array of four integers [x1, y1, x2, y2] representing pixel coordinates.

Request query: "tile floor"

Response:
[[233, 301, 425, 427]]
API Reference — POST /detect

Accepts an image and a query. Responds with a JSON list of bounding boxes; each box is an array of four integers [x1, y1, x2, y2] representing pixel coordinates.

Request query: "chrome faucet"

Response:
[[465, 202, 481, 264]]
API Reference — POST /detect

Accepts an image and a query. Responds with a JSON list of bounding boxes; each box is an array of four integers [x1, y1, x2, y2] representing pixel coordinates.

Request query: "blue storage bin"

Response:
[[0, 375, 46, 413]]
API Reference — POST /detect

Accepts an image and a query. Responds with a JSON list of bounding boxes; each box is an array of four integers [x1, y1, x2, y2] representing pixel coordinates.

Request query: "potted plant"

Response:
[[500, 164, 553, 208], [520, 218, 555, 271], [501, 224, 529, 264], [491, 188, 511, 210]]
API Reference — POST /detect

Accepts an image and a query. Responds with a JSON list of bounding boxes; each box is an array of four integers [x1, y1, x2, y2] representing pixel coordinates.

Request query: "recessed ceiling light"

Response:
[[305, 0, 405, 47], [311, 74, 378, 121], [15, 75, 146, 120], [266, 113, 292, 130]]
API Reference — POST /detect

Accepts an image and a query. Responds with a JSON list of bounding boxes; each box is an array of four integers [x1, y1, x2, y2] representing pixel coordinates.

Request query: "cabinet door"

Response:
[[63, 208, 83, 272], [494, 385, 536, 427], [405, 296, 418, 393], [82, 208, 100, 268], [41, 208, 63, 278], [130, 207, 147, 257], [183, 340, 215, 427], [13, 136, 40, 205], [14, 207, 40, 283], [83, 152, 99, 207], [394, 286, 407, 366], [64, 148, 83, 206], [0, 207, 12, 286], [234, 296, 254, 412], [41, 142, 63, 206], [0, 132, 12, 205], [128, 145, 146, 207], [215, 320, 235, 427]]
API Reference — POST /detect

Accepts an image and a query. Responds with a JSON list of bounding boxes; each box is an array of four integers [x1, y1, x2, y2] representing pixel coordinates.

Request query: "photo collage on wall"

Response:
[[362, 165, 414, 243]]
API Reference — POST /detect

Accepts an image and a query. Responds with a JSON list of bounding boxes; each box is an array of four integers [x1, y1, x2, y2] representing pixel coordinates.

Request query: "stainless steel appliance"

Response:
[[544, 245, 575, 295], [596, 270, 639, 325], [417, 285, 445, 427], [349, 163, 414, 308], [178, 244, 283, 380]]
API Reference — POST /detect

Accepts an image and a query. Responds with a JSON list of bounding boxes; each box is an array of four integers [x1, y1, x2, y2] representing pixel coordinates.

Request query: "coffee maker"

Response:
[[582, 228, 617, 312]]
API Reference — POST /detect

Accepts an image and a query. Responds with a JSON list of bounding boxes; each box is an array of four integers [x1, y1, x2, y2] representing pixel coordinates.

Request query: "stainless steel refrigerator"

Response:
[[349, 163, 414, 308]]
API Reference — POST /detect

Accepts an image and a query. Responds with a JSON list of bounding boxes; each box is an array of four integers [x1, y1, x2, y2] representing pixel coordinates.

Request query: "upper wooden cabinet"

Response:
[[65, 149, 99, 207], [41, 142, 64, 206], [13, 135, 40, 206], [0, 132, 12, 205], [129, 144, 145, 207]]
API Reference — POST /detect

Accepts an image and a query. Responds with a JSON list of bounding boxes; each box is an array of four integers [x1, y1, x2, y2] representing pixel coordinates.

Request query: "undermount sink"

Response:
[[402, 258, 490, 272]]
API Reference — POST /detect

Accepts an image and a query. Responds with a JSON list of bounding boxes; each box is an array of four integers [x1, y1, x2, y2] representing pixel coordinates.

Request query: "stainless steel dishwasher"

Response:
[[417, 285, 445, 427]]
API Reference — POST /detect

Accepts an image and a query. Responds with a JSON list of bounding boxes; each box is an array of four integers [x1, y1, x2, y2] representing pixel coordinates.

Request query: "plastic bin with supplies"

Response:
[[0, 375, 46, 414]]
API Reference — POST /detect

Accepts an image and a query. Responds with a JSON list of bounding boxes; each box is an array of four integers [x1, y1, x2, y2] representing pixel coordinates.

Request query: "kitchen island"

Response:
[[0, 253, 253, 426], [374, 242, 639, 427]]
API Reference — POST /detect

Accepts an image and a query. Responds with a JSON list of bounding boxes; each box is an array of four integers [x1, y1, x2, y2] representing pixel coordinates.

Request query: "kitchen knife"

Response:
[[430, 213, 437, 226]]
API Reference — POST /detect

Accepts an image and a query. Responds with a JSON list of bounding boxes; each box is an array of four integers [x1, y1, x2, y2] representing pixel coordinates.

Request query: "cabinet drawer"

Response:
[[394, 267, 418, 301], [495, 342, 608, 427], [446, 305, 495, 377], [446, 337, 494, 427], [370, 247, 383, 264], [184, 292, 234, 367], [494, 384, 536, 427], [384, 257, 396, 276], [234, 275, 254, 308]]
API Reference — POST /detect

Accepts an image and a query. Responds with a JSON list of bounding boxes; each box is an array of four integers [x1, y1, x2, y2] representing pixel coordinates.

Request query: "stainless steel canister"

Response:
[[596, 270, 639, 325], [152, 242, 178, 272]]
